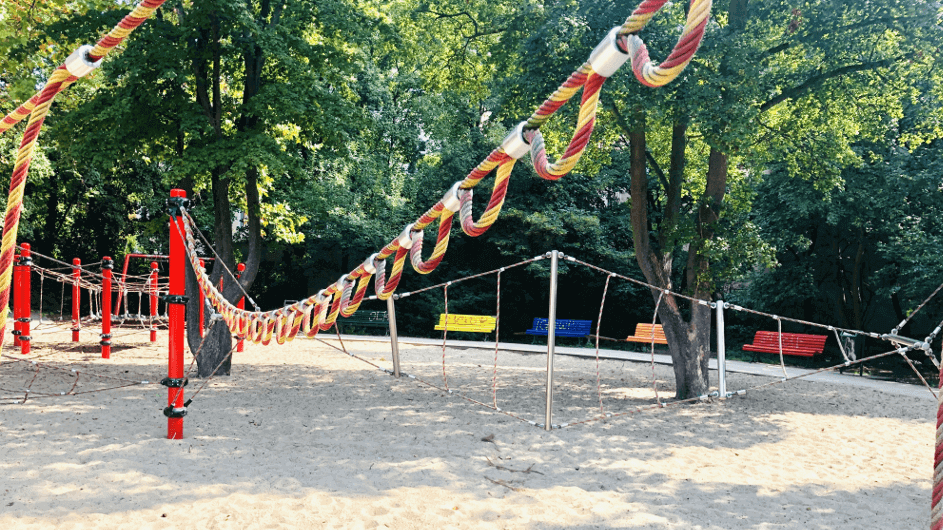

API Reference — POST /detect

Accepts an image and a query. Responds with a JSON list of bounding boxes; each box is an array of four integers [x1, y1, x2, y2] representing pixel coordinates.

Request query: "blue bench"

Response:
[[525, 318, 593, 342]]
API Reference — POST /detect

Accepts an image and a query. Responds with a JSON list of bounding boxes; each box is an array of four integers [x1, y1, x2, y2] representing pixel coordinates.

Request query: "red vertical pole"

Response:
[[72, 258, 81, 342], [236, 263, 245, 353], [165, 189, 187, 439], [101, 257, 113, 359], [198, 258, 206, 338], [19, 244, 31, 354], [149, 262, 158, 342], [13, 249, 22, 347]]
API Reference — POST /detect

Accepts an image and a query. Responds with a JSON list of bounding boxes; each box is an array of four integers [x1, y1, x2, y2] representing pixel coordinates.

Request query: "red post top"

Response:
[[236, 263, 246, 275], [72, 258, 81, 266], [199, 259, 205, 268], [103, 256, 112, 262], [20, 243, 30, 257], [170, 188, 186, 198], [151, 261, 158, 270]]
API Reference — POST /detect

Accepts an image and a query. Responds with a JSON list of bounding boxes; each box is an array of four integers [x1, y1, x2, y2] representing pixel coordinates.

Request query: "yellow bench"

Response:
[[625, 323, 668, 345], [434, 314, 496, 333]]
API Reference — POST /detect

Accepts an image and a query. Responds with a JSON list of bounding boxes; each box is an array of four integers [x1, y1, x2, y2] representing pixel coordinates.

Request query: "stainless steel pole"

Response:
[[387, 296, 401, 377], [544, 250, 559, 431], [716, 300, 727, 398]]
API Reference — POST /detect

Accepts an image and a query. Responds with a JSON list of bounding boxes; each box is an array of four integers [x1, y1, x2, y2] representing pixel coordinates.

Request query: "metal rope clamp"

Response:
[[361, 253, 379, 275], [160, 377, 189, 388], [163, 406, 188, 419], [589, 27, 632, 78], [102, 258, 114, 270], [64, 45, 104, 78], [161, 294, 189, 305], [100, 332, 112, 346], [440, 182, 464, 213], [501, 122, 531, 160], [166, 196, 190, 216], [396, 223, 418, 250]]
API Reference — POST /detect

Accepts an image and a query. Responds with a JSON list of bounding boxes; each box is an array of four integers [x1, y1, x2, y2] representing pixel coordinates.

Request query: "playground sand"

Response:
[[0, 327, 934, 529]]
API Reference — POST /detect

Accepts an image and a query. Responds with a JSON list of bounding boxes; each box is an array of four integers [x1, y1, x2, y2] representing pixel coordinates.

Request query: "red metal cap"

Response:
[[103, 256, 112, 261], [170, 189, 187, 198], [236, 263, 246, 272], [72, 258, 81, 265], [21, 243, 30, 256], [151, 261, 159, 269]]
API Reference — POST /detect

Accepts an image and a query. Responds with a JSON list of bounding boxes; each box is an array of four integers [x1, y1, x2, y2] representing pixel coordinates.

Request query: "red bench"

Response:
[[742, 331, 827, 362]]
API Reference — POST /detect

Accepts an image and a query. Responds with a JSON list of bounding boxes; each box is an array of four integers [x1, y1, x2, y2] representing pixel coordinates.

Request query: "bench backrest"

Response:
[[752, 331, 827, 351], [631, 323, 666, 340], [437, 313, 496, 331], [530, 318, 592, 334]]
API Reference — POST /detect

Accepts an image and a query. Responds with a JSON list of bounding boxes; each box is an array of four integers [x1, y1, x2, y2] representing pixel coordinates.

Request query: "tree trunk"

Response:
[[628, 113, 712, 399], [185, 256, 233, 377]]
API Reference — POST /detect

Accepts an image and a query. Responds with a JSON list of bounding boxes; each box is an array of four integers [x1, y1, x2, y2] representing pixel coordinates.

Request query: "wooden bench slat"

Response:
[[435, 313, 496, 333], [626, 323, 668, 345], [525, 318, 592, 338], [743, 331, 827, 359]]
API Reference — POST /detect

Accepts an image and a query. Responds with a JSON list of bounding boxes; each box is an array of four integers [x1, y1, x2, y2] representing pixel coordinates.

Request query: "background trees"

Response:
[[2, 0, 943, 392]]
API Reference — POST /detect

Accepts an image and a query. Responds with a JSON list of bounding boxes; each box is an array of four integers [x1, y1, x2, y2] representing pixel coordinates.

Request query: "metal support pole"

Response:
[[544, 250, 560, 431], [716, 299, 727, 398], [387, 295, 401, 377], [149, 262, 158, 342], [19, 243, 31, 354], [198, 259, 206, 338], [101, 257, 113, 359], [71, 258, 81, 342], [13, 250, 22, 347], [165, 189, 187, 439], [236, 263, 246, 353]]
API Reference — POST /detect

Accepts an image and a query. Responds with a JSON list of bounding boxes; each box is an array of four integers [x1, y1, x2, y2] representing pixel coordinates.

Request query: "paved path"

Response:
[[329, 334, 937, 401]]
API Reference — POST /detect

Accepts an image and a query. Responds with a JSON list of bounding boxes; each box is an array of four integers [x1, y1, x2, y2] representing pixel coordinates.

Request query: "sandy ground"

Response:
[[0, 324, 934, 529]]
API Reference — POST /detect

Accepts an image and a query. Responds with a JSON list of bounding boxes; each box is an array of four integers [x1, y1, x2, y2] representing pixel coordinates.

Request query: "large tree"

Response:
[[493, 0, 943, 398]]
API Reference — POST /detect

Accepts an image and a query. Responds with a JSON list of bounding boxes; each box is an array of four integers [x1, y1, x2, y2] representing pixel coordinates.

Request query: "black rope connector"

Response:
[[20, 335, 30, 342], [163, 406, 187, 418], [18, 257, 32, 266], [100, 341, 111, 347], [10, 329, 20, 336], [16, 317, 30, 323], [161, 294, 189, 305], [100, 333, 112, 339], [166, 196, 190, 216], [102, 258, 114, 270], [160, 377, 189, 388], [70, 327, 80, 332]]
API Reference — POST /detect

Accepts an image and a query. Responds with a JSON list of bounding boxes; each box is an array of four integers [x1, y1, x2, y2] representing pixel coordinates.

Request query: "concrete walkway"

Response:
[[328, 333, 937, 402]]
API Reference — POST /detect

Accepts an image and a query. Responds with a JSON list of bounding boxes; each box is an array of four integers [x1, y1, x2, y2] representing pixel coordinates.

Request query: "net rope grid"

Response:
[[308, 249, 943, 429], [14, 247, 173, 334]]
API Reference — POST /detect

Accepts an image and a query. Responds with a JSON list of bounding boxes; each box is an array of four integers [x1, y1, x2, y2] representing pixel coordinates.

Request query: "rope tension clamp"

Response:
[[64, 45, 104, 78], [589, 27, 632, 78]]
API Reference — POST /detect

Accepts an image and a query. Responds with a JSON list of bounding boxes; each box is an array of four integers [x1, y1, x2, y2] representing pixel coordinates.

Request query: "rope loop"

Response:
[[410, 213, 454, 275], [620, 0, 712, 87]]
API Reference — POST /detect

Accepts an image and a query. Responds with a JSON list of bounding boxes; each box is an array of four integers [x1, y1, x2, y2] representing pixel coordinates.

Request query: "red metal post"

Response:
[[198, 258, 206, 338], [101, 257, 113, 359], [19, 244, 31, 354], [166, 189, 187, 439], [236, 263, 245, 353], [13, 249, 22, 347], [72, 258, 81, 342], [149, 262, 158, 342]]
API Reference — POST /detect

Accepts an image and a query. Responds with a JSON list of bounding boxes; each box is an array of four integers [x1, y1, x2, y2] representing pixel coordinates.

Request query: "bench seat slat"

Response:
[[742, 331, 827, 359], [626, 323, 668, 345], [525, 318, 592, 337], [436, 313, 496, 333]]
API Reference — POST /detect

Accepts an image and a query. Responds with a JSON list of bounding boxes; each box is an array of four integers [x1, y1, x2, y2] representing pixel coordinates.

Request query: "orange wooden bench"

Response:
[[742, 331, 827, 362], [625, 323, 668, 345]]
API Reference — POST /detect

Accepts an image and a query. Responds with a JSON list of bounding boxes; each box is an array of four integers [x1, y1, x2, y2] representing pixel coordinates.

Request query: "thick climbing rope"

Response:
[[0, 0, 167, 343], [180, 0, 710, 347]]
